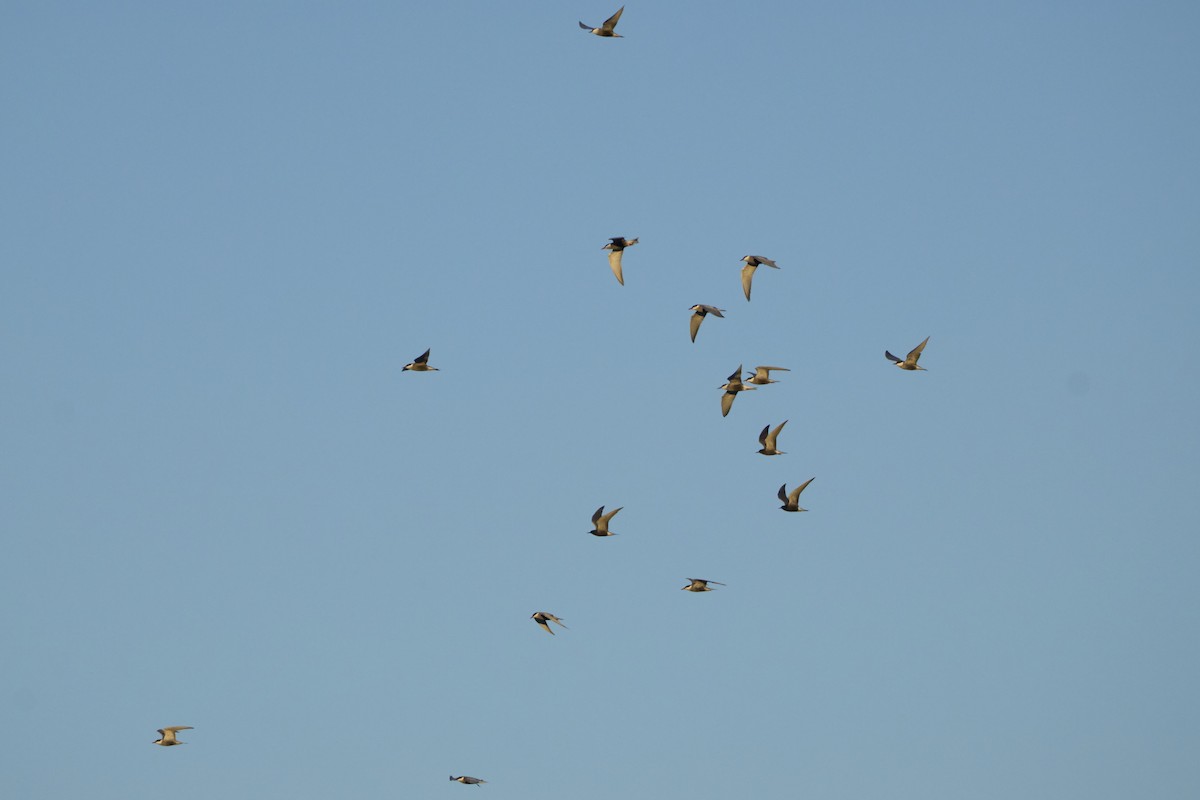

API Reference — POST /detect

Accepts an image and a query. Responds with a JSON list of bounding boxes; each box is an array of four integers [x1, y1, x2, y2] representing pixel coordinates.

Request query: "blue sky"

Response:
[[2, 2, 1199, 798]]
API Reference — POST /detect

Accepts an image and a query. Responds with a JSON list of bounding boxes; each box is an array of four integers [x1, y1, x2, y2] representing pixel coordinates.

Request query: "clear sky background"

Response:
[[3, 2, 1199, 798]]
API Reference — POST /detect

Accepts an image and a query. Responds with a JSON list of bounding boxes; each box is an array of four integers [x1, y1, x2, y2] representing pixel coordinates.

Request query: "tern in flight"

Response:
[[579, 6, 625, 37], [778, 478, 815, 512], [740, 255, 780, 301], [589, 505, 623, 536], [681, 578, 725, 592], [885, 336, 930, 370], [719, 365, 756, 417], [402, 348, 438, 372], [757, 420, 788, 456], [153, 726, 193, 746], [688, 304, 725, 342], [602, 236, 639, 285], [531, 612, 568, 635], [746, 365, 789, 385]]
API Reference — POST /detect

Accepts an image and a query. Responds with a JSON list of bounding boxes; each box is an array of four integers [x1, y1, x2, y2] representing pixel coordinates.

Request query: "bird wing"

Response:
[[592, 506, 605, 525], [907, 336, 930, 364], [758, 257, 779, 268], [758, 424, 770, 446], [600, 506, 622, 524], [727, 364, 743, 382], [608, 249, 624, 285], [161, 726, 193, 733], [885, 350, 902, 363], [778, 484, 789, 503], [579, 21, 594, 30], [769, 419, 788, 447], [689, 312, 703, 342], [535, 617, 554, 634], [721, 391, 735, 417], [756, 365, 789, 373], [602, 5, 624, 31], [790, 477, 815, 503], [704, 306, 725, 318], [741, 264, 756, 300], [415, 349, 431, 364]]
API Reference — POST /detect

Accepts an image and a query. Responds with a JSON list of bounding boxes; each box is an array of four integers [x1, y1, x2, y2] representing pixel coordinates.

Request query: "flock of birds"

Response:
[[150, 8, 932, 787]]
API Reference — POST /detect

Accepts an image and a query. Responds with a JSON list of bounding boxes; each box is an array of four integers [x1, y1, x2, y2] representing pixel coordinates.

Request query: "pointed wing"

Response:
[[705, 305, 725, 317], [600, 506, 622, 524], [608, 249, 624, 285], [757, 257, 779, 268], [579, 21, 594, 30], [790, 477, 815, 503], [777, 483, 789, 503], [602, 6, 625, 32], [721, 391, 735, 417], [755, 365, 789, 373], [535, 617, 554, 634], [727, 364, 743, 382], [758, 424, 770, 446], [741, 264, 756, 300], [689, 311, 703, 342], [907, 336, 930, 364], [161, 726, 193, 733], [415, 348, 431, 364], [885, 350, 902, 363], [769, 419, 788, 447], [592, 506, 605, 525]]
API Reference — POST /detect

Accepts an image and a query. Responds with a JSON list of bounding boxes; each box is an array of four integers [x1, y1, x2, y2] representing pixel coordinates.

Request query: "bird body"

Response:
[[757, 420, 787, 455], [153, 726, 193, 746], [590, 505, 622, 536], [402, 348, 438, 371], [719, 365, 756, 416], [778, 478, 815, 512], [579, 6, 625, 37], [602, 236, 638, 285], [682, 578, 725, 592], [450, 776, 487, 786], [740, 255, 780, 301], [746, 365, 789, 385], [885, 336, 930, 370], [688, 304, 726, 342]]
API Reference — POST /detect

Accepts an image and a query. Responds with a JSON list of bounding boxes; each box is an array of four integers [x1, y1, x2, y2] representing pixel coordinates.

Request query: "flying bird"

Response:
[[589, 505, 623, 536], [746, 365, 789, 385], [153, 726, 193, 746], [757, 420, 787, 456], [885, 336, 930, 370], [402, 348, 438, 372], [531, 611, 568, 635], [602, 237, 638, 285], [579, 5, 625, 37], [740, 255, 780, 301], [688, 304, 725, 342], [778, 478, 815, 512], [681, 578, 725, 592], [450, 776, 488, 786], [719, 364, 756, 417]]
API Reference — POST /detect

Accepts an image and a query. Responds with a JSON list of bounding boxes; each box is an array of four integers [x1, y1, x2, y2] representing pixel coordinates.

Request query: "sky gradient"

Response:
[[3, 2, 1199, 798]]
